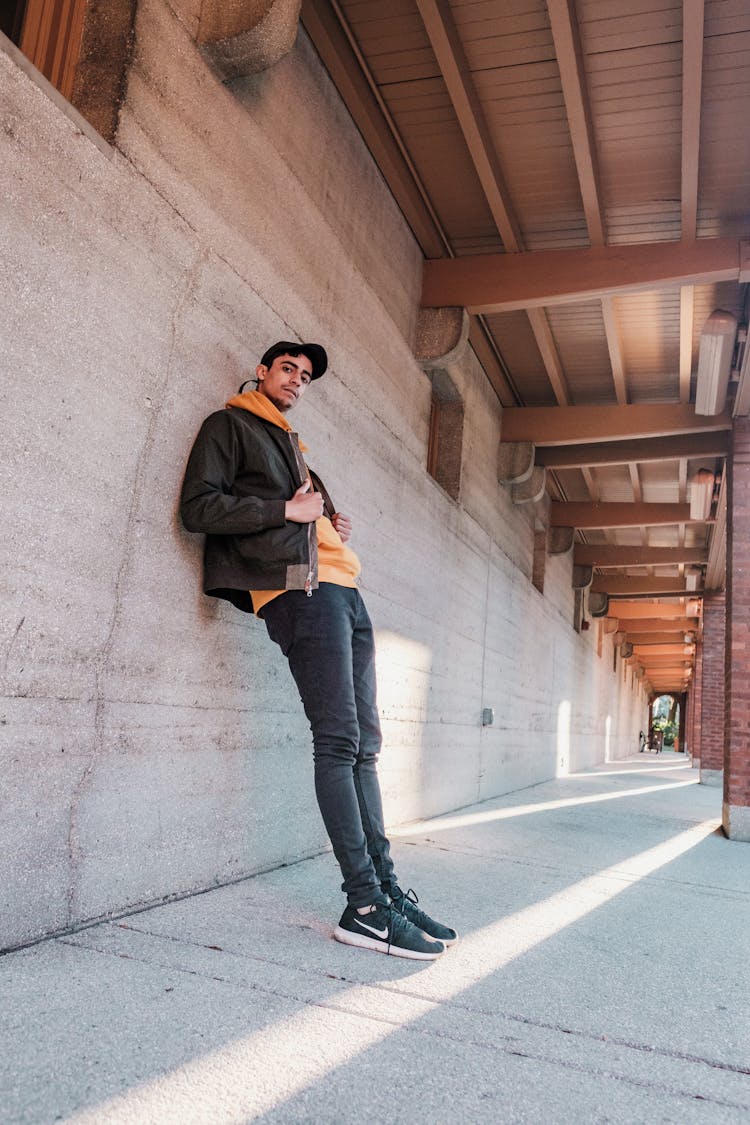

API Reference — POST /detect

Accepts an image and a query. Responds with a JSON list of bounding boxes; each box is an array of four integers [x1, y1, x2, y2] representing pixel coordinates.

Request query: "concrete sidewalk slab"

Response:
[[2, 754, 749, 1123]]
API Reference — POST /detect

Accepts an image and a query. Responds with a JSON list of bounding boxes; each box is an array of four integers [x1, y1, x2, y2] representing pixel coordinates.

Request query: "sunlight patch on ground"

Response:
[[63, 818, 718, 1125], [392, 778, 699, 837]]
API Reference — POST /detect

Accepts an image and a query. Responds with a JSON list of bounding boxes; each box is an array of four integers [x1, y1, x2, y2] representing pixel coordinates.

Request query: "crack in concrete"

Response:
[[59, 927, 750, 1081], [65, 244, 210, 928], [1, 615, 25, 675], [55, 934, 750, 1112]]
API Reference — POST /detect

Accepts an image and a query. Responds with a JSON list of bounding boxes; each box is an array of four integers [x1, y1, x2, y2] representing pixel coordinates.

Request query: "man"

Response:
[[181, 341, 457, 960]]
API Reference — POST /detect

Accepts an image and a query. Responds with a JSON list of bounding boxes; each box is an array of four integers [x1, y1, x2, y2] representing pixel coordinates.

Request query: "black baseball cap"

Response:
[[259, 340, 328, 380]]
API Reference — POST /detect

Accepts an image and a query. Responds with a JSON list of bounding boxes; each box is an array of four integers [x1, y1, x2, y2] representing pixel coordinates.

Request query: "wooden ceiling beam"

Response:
[[633, 643, 695, 656], [414, 1, 574, 410], [414, 0, 521, 250], [421, 238, 744, 313], [547, 0, 605, 246], [625, 633, 695, 645], [609, 601, 697, 619], [300, 0, 448, 259], [535, 430, 729, 468], [615, 617, 696, 633], [681, 0, 705, 239], [553, 502, 701, 529], [574, 545, 707, 567], [591, 576, 694, 595], [504, 403, 730, 446]]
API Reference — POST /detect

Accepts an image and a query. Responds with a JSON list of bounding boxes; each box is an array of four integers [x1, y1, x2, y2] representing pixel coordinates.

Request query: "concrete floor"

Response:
[[2, 752, 749, 1124]]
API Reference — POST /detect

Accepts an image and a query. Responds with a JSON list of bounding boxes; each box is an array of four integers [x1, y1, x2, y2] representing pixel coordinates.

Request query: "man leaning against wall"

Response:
[[180, 341, 458, 960]]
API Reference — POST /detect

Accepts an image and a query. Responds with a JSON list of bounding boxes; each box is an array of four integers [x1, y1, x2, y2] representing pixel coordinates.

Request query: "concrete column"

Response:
[[724, 418, 750, 840], [699, 593, 726, 785]]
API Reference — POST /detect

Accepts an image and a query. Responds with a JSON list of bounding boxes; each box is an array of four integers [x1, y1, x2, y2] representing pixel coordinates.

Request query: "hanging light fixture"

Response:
[[689, 468, 715, 520], [695, 310, 737, 415]]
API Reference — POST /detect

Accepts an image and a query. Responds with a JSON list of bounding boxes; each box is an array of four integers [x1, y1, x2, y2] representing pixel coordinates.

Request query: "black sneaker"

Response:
[[333, 896, 445, 960], [388, 885, 458, 945]]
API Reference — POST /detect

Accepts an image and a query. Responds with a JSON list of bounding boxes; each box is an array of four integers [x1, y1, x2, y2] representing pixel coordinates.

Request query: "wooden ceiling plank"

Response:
[[535, 430, 729, 468], [526, 308, 571, 404], [601, 297, 629, 403], [574, 545, 707, 567], [468, 317, 518, 406], [414, 2, 575, 412], [421, 237, 743, 313], [504, 403, 731, 445], [547, 0, 606, 246], [681, 0, 705, 238], [301, 0, 449, 259], [679, 285, 695, 403], [414, 0, 523, 251]]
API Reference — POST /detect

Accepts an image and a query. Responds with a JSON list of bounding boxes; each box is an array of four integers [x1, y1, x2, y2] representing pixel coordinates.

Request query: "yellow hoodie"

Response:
[[226, 390, 361, 615]]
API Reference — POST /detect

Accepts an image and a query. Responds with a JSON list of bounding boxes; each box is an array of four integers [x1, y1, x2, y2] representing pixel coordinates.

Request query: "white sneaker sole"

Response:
[[333, 925, 444, 960]]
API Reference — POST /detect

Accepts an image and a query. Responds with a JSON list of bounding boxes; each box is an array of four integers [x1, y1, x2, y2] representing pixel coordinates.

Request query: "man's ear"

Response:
[[255, 363, 267, 382]]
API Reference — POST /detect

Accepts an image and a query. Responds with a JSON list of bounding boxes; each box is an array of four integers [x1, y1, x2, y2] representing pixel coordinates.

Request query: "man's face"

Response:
[[255, 353, 313, 412]]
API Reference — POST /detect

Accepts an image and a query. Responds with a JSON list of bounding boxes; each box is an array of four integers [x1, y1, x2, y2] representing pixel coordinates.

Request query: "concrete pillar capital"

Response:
[[572, 564, 593, 590], [414, 307, 470, 370], [547, 525, 574, 555], [497, 441, 535, 484], [588, 591, 609, 617], [511, 465, 546, 504], [200, 0, 303, 80]]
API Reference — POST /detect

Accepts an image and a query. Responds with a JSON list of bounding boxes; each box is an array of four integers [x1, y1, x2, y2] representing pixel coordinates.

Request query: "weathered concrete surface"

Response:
[[1, 756, 747, 1124], [0, 3, 647, 951]]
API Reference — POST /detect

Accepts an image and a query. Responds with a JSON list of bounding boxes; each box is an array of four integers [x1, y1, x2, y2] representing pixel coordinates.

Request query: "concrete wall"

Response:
[[0, 3, 646, 951]]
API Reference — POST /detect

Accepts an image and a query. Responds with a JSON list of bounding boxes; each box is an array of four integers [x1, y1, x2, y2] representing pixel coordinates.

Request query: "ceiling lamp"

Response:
[[695, 310, 737, 415], [733, 325, 750, 416], [689, 469, 715, 519]]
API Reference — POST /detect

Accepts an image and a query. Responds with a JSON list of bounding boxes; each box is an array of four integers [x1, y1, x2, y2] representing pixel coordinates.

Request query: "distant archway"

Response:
[[649, 694, 681, 753]]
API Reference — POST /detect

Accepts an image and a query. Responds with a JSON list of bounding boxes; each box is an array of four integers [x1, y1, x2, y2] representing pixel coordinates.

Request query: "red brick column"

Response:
[[699, 593, 726, 785], [691, 639, 704, 768], [724, 418, 750, 839]]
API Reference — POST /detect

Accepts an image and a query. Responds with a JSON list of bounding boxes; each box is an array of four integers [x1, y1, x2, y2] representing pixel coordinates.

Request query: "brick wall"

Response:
[[691, 640, 704, 766], [724, 419, 750, 822], [699, 593, 726, 776]]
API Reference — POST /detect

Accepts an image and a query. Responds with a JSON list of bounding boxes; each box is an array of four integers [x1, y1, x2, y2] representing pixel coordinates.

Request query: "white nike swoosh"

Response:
[[355, 919, 389, 939]]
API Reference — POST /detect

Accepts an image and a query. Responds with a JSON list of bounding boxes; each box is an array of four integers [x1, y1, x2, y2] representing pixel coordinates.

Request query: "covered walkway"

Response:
[[3, 753, 748, 1123]]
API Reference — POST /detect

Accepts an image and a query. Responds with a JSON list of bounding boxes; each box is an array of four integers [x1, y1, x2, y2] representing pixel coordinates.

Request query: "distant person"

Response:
[[181, 341, 457, 961], [638, 730, 645, 753]]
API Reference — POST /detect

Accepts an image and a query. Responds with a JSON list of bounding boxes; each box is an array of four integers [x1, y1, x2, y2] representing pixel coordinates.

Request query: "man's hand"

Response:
[[331, 513, 352, 543], [285, 481, 324, 523]]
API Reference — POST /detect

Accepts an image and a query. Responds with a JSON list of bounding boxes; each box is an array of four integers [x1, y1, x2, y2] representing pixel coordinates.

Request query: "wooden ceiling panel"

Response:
[[544, 302, 615, 403], [696, 24, 750, 236], [484, 310, 555, 405], [639, 460, 683, 503], [576, 1, 683, 54], [581, 19, 682, 240], [590, 464, 637, 503], [383, 79, 501, 246], [610, 290, 681, 402], [307, 0, 743, 615]]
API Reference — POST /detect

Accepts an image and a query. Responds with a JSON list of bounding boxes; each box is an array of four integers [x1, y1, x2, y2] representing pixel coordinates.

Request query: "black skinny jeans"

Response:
[[262, 584, 396, 907]]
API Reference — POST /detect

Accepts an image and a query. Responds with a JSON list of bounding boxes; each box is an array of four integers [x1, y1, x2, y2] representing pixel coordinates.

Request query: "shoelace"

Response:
[[369, 899, 412, 955], [391, 886, 425, 924]]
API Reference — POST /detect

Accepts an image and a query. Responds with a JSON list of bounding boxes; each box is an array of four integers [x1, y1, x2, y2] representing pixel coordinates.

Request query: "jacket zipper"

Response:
[[304, 519, 314, 595]]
